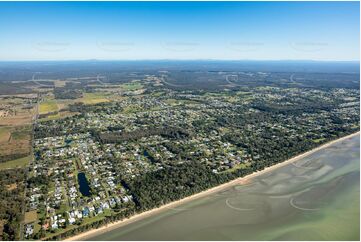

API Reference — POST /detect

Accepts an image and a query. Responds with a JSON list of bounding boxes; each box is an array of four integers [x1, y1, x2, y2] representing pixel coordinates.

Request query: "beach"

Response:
[[66, 131, 360, 241]]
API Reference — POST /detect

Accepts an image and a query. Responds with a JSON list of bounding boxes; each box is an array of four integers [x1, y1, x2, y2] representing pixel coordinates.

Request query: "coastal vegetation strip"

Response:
[[38, 131, 355, 241], [64, 132, 360, 241]]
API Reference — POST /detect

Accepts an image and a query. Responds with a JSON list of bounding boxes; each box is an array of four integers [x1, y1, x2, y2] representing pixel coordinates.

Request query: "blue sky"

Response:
[[0, 1, 359, 61]]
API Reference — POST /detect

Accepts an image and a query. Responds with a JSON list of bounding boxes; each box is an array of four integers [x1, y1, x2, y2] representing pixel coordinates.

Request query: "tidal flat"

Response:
[[88, 135, 360, 241]]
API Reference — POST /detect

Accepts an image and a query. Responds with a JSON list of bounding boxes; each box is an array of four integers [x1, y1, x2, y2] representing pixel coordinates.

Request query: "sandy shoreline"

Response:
[[65, 131, 360, 241]]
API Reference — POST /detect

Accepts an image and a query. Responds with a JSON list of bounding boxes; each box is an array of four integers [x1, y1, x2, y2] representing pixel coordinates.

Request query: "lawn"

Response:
[[39, 100, 58, 114], [164, 99, 179, 105], [34, 223, 41, 235], [313, 138, 326, 143], [24, 210, 38, 224], [44, 224, 77, 240], [57, 203, 70, 215], [151, 91, 165, 97], [81, 209, 113, 226], [220, 163, 250, 174], [82, 214, 106, 226], [0, 155, 31, 170]]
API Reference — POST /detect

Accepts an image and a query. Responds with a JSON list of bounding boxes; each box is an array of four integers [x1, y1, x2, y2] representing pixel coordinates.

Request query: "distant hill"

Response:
[[0, 60, 359, 83]]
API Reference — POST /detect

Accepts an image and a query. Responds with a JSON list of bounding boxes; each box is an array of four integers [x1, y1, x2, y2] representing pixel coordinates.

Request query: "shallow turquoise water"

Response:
[[87, 135, 360, 241]]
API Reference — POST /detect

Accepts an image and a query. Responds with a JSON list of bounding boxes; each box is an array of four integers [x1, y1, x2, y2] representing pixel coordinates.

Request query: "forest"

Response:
[[0, 169, 26, 240], [94, 126, 191, 144]]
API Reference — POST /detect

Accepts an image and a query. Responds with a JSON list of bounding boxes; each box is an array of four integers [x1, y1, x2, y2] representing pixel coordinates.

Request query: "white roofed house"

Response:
[[68, 217, 76, 225], [25, 224, 34, 238]]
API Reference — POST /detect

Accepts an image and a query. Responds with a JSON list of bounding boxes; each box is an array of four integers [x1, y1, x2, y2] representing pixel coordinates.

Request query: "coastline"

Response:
[[65, 131, 360, 241]]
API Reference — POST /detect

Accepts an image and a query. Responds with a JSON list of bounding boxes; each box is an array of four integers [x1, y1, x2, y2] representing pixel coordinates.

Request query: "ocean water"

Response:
[[87, 135, 360, 241]]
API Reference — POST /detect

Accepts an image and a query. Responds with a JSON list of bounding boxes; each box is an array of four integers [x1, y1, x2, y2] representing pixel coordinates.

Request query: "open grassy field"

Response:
[[0, 155, 30, 170], [11, 126, 31, 140], [54, 80, 67, 87], [39, 100, 58, 114], [0, 113, 33, 126], [151, 91, 166, 97], [313, 138, 326, 143], [24, 210, 38, 224], [121, 82, 143, 91], [0, 97, 35, 126], [164, 99, 199, 106], [6, 183, 18, 191], [0, 126, 11, 143], [164, 98, 179, 106], [44, 224, 77, 240], [123, 105, 143, 113], [39, 112, 62, 122], [0, 97, 34, 167], [0, 125, 31, 160], [220, 162, 250, 174], [79, 92, 109, 104]]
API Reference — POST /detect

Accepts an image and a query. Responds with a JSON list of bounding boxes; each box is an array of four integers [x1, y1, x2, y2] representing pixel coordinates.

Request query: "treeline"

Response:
[[251, 101, 334, 115], [127, 128, 358, 212], [34, 124, 80, 139], [0, 83, 33, 95], [0, 153, 29, 163], [0, 169, 26, 241], [126, 162, 221, 210], [34, 115, 87, 139], [54, 87, 82, 99], [225, 128, 357, 169], [68, 102, 120, 113], [93, 126, 191, 144], [38, 111, 58, 119], [125, 161, 255, 211]]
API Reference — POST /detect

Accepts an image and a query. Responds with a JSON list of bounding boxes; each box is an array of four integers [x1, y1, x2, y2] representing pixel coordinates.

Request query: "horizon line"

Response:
[[0, 59, 359, 63]]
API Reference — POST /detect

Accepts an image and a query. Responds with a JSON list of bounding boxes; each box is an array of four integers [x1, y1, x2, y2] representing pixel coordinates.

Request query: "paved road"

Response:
[[19, 93, 39, 240]]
